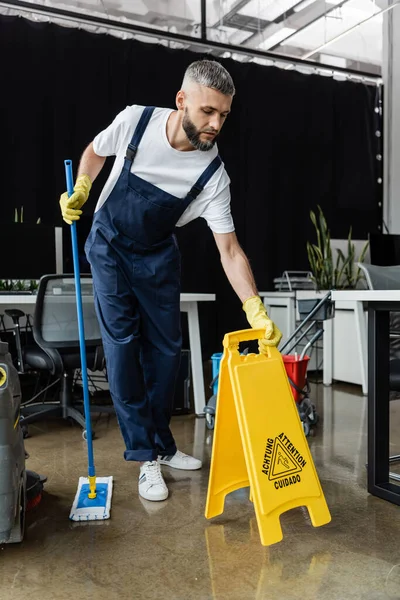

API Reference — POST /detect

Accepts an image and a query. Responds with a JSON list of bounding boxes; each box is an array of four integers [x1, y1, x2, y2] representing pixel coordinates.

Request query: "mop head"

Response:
[[69, 476, 113, 522]]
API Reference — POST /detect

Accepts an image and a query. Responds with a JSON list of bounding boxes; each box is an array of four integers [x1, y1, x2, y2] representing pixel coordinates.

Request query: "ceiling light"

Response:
[[294, 0, 318, 12], [258, 27, 296, 50]]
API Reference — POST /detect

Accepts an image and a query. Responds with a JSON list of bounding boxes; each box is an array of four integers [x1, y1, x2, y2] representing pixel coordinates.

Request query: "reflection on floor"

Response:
[[1, 383, 400, 600]]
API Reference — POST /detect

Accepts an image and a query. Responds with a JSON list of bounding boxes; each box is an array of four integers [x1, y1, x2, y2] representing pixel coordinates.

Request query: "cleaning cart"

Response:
[[204, 348, 250, 430], [280, 291, 334, 436], [0, 340, 25, 543], [204, 292, 334, 436]]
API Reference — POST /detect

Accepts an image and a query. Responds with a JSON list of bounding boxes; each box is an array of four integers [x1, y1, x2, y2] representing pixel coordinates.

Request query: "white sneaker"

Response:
[[158, 450, 202, 471], [138, 461, 169, 502]]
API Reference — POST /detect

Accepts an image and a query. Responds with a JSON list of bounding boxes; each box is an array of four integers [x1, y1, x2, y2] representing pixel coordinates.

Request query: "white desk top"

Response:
[[331, 290, 400, 302], [0, 293, 216, 304], [0, 295, 37, 305], [259, 291, 296, 298], [257, 290, 400, 303], [180, 293, 216, 302]]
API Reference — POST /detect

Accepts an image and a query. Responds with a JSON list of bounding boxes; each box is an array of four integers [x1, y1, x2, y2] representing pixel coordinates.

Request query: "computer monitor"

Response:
[[0, 224, 63, 280], [369, 233, 400, 266]]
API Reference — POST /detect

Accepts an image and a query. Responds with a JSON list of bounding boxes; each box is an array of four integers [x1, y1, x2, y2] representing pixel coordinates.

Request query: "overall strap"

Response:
[[124, 106, 156, 164], [187, 155, 223, 202]]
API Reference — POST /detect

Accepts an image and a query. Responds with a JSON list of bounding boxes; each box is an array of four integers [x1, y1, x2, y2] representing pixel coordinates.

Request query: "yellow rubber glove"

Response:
[[59, 174, 92, 225], [242, 295, 282, 352]]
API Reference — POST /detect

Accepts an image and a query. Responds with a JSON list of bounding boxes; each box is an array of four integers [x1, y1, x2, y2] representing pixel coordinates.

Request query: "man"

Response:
[[60, 60, 281, 503]]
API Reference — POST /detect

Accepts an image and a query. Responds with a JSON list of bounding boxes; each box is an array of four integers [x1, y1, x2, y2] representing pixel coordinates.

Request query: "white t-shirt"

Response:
[[93, 105, 235, 234]]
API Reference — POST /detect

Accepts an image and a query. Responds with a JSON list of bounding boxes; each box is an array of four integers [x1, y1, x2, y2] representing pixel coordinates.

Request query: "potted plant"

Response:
[[14, 206, 41, 225], [304, 205, 370, 387], [0, 279, 38, 294], [306, 205, 369, 291]]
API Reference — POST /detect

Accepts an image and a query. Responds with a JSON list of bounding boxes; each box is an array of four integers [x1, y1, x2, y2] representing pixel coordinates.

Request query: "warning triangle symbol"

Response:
[[268, 439, 303, 481]]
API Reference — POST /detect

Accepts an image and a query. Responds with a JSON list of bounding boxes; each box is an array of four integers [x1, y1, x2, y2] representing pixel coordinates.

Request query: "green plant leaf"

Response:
[[310, 210, 317, 229], [312, 244, 323, 261], [345, 244, 355, 287], [307, 241, 323, 289], [338, 256, 352, 289], [306, 206, 336, 289], [310, 209, 322, 252], [358, 240, 370, 264], [318, 206, 328, 259]]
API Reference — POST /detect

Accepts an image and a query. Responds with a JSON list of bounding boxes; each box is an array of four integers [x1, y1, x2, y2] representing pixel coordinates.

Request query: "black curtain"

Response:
[[1, 15, 381, 359]]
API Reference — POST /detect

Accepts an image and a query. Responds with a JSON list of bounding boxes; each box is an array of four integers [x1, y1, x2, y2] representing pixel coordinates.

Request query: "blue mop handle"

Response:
[[64, 160, 95, 479]]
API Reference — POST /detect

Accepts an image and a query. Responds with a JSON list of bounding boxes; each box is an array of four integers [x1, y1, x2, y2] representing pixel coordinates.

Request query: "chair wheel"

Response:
[[206, 414, 215, 430]]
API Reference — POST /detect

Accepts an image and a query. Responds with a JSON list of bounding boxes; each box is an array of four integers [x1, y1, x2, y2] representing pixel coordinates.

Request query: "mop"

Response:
[[65, 159, 113, 521]]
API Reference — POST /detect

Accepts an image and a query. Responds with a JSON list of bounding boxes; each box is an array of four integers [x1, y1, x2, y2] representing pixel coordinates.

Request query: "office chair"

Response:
[[358, 263, 400, 482], [18, 274, 114, 436]]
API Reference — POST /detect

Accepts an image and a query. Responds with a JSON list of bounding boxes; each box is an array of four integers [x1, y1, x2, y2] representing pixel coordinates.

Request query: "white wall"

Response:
[[383, 3, 400, 233]]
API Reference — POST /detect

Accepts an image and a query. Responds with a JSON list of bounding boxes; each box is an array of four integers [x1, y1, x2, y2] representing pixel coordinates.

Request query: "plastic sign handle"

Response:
[[223, 328, 266, 346], [223, 329, 281, 359]]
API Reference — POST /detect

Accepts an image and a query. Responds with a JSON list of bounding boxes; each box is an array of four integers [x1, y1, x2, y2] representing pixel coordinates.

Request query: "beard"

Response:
[[182, 108, 218, 151]]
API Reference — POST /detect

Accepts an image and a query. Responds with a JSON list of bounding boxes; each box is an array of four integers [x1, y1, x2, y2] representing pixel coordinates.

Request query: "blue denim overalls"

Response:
[[85, 106, 222, 462]]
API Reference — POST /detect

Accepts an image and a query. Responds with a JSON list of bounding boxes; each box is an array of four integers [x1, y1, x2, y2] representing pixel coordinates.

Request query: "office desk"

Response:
[[328, 291, 400, 395], [0, 292, 215, 416]]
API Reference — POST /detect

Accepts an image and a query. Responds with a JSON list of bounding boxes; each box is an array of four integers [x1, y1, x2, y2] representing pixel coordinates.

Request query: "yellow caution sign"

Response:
[[205, 329, 331, 546]]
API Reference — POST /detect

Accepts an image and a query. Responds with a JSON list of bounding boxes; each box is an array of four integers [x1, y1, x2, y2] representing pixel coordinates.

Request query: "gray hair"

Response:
[[182, 60, 235, 96]]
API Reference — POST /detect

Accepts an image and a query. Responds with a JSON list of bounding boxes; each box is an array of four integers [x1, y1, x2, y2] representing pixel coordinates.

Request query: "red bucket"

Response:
[[282, 355, 310, 403]]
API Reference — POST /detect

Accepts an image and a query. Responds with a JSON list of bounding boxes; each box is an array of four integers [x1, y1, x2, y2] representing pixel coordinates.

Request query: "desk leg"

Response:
[[367, 306, 397, 503], [354, 301, 368, 395], [323, 318, 333, 386], [193, 416, 206, 463], [187, 302, 206, 416]]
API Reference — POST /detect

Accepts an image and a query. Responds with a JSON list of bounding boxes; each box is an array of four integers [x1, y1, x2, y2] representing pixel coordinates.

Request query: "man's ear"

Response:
[[176, 90, 185, 111]]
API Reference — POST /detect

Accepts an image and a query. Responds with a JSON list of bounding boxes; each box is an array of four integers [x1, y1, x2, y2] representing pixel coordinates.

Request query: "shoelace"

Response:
[[175, 451, 189, 461], [145, 461, 165, 487]]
